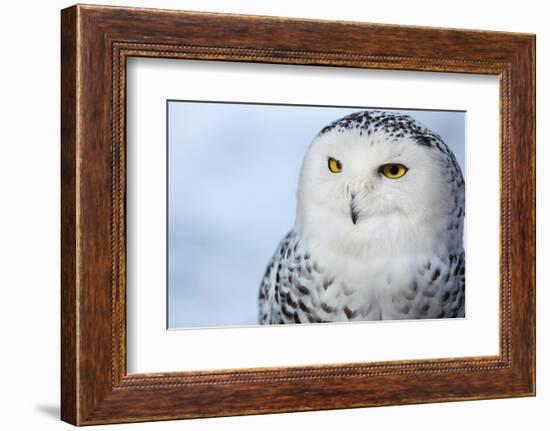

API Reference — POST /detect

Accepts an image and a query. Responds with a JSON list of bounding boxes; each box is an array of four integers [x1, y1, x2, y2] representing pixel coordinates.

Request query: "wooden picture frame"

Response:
[[61, 4, 535, 425]]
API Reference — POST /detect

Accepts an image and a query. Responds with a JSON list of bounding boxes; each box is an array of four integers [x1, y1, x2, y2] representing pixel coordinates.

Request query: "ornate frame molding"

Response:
[[61, 5, 535, 425]]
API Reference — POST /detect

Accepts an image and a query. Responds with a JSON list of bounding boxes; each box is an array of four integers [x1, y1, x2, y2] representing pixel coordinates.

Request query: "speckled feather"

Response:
[[259, 230, 465, 323]]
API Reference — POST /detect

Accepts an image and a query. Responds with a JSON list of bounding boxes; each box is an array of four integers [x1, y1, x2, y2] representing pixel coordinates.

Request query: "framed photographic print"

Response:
[[61, 4, 536, 425]]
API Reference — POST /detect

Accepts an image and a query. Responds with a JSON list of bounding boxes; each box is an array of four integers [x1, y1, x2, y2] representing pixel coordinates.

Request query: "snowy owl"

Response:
[[258, 110, 465, 324]]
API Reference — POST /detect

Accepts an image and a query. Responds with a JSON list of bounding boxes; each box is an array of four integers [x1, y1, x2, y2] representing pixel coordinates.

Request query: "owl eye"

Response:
[[328, 157, 343, 173], [380, 163, 408, 179]]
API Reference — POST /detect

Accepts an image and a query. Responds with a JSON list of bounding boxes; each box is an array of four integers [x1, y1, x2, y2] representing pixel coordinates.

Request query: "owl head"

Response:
[[295, 110, 464, 258]]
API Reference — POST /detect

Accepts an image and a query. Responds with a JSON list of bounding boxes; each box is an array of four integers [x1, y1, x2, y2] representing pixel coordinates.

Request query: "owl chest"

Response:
[[319, 259, 416, 319], [271, 233, 464, 323], [276, 254, 417, 323]]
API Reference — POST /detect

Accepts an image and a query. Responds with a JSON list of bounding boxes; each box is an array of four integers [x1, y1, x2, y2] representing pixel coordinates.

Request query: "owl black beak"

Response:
[[350, 194, 359, 225]]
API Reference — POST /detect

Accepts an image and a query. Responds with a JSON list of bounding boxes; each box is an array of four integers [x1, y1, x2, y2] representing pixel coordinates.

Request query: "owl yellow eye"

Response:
[[380, 163, 408, 179], [328, 157, 342, 173]]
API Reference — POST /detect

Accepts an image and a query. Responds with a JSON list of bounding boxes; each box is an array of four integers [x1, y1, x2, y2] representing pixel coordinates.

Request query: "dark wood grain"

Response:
[[60, 4, 535, 425], [60, 5, 78, 425]]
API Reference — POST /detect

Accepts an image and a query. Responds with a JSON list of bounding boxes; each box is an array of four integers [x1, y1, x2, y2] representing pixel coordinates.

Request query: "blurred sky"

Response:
[[168, 102, 465, 329]]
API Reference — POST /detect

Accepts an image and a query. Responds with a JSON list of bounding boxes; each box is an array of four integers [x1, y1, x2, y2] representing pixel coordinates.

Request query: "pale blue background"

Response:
[[168, 102, 465, 329]]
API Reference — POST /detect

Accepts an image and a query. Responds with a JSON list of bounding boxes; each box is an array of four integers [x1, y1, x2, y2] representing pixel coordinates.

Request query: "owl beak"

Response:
[[350, 194, 359, 225]]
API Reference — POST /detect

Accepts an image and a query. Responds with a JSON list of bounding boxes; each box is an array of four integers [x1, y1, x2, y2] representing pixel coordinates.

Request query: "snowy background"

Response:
[[168, 102, 465, 329]]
